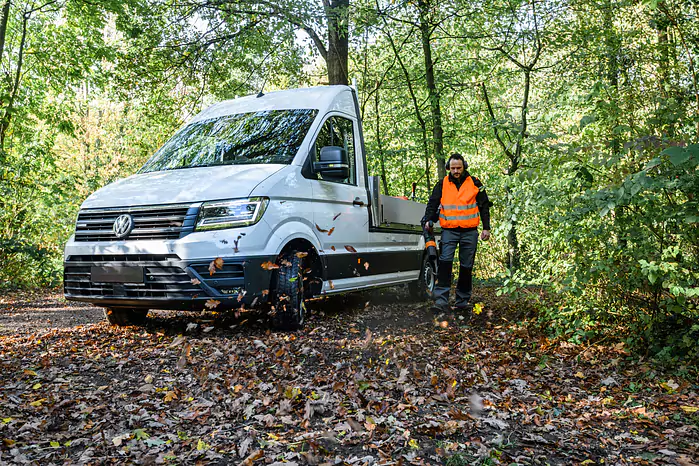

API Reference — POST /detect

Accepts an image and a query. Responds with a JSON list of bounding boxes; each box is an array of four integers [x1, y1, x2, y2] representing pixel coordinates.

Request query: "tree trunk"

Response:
[[326, 0, 349, 85], [0, 0, 10, 63], [0, 0, 10, 162], [603, 3, 620, 156], [505, 183, 520, 271], [417, 0, 444, 180], [0, 9, 28, 151]]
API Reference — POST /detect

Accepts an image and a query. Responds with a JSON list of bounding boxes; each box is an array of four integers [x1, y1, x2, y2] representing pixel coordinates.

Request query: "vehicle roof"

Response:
[[191, 85, 357, 123]]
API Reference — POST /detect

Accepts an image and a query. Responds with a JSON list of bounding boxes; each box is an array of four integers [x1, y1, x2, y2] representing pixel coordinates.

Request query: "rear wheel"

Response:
[[408, 254, 436, 301], [270, 252, 305, 330], [103, 308, 149, 326]]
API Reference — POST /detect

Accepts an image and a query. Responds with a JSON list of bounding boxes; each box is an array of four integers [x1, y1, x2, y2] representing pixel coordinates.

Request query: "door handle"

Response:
[[353, 197, 365, 207]]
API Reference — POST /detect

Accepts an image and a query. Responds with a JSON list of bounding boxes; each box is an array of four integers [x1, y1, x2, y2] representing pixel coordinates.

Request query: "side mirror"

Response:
[[313, 146, 349, 180]]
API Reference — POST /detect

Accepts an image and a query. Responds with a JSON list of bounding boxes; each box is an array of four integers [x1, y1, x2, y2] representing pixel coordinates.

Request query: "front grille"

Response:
[[190, 262, 245, 294], [74, 203, 200, 242], [64, 254, 201, 299], [191, 263, 245, 280]]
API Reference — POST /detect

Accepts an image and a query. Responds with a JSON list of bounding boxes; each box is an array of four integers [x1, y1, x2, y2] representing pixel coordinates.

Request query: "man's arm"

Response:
[[421, 179, 443, 227], [472, 177, 492, 238]]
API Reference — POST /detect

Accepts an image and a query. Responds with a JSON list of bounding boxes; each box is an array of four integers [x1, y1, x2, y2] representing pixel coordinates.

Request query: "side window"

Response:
[[313, 116, 356, 185]]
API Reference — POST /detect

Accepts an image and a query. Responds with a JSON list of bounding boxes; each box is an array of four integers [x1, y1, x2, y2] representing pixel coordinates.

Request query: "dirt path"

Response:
[[0, 288, 697, 465], [0, 292, 103, 337]]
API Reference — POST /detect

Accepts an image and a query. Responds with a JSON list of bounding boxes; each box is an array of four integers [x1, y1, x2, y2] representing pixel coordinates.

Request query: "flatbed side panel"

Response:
[[378, 195, 425, 229], [368, 175, 424, 233]]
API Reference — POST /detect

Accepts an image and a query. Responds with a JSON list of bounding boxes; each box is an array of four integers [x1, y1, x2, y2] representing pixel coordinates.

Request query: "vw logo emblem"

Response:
[[113, 214, 134, 239]]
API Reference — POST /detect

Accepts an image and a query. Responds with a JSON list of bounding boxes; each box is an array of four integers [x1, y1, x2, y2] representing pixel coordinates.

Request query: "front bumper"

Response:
[[63, 253, 276, 310]]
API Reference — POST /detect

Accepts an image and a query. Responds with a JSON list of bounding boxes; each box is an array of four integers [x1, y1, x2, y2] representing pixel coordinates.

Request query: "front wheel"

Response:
[[408, 254, 436, 301], [270, 252, 305, 331], [103, 307, 149, 326]]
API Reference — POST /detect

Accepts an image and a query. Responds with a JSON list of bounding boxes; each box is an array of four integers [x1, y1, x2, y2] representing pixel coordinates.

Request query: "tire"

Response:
[[408, 254, 436, 301], [270, 252, 305, 331], [103, 307, 149, 326]]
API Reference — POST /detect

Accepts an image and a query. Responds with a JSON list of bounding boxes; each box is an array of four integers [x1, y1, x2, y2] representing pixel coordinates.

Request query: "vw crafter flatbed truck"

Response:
[[64, 86, 437, 329]]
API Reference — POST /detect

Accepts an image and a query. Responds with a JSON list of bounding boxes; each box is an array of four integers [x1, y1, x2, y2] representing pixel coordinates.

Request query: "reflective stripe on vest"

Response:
[[439, 175, 480, 228]]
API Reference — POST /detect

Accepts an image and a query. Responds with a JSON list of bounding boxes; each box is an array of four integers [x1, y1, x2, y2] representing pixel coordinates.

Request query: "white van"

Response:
[[64, 86, 436, 329]]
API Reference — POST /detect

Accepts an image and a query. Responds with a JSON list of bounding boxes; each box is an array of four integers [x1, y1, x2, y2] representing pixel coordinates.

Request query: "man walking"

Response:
[[422, 153, 492, 312]]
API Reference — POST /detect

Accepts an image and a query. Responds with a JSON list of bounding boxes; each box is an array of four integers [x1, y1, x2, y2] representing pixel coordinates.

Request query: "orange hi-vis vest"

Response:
[[439, 175, 480, 229]]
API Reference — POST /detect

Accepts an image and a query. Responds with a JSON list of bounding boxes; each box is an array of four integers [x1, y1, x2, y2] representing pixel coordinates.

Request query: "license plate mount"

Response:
[[91, 266, 144, 284]]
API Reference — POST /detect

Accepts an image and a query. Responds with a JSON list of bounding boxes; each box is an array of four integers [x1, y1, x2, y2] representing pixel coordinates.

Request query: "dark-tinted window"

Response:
[[140, 109, 318, 173], [312, 116, 356, 184]]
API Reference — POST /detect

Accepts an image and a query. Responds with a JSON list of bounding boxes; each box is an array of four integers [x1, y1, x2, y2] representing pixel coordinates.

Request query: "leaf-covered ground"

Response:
[[0, 288, 697, 465]]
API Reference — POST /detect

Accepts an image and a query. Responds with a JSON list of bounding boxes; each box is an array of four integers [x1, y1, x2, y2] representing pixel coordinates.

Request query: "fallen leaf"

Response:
[[205, 299, 220, 309], [295, 252, 309, 258], [333, 213, 342, 220], [327, 227, 335, 236], [601, 376, 617, 386], [364, 262, 369, 270], [253, 340, 268, 349], [680, 405, 698, 413], [209, 258, 224, 275], [661, 380, 679, 392], [473, 302, 484, 315], [190, 278, 201, 285], [240, 450, 264, 466], [328, 280, 335, 290], [469, 392, 483, 417], [315, 224, 328, 233], [344, 245, 357, 253], [331, 246, 336, 251], [177, 351, 188, 370], [169, 335, 186, 348], [260, 261, 280, 271]]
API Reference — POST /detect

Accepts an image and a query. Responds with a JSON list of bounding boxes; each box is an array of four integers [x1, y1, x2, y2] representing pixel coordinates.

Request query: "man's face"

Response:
[[449, 159, 464, 179]]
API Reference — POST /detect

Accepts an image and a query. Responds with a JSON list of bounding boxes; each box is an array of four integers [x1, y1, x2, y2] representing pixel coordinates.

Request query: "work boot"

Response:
[[431, 260, 452, 311], [430, 302, 450, 313]]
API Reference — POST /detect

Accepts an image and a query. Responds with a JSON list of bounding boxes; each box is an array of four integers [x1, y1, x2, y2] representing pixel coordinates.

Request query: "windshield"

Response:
[[139, 109, 318, 173]]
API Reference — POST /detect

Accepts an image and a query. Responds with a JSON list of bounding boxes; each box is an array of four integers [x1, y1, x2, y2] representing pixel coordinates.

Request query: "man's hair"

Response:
[[447, 152, 468, 170]]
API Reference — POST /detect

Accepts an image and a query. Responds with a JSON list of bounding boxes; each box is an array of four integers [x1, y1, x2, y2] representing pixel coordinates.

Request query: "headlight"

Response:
[[196, 197, 269, 231]]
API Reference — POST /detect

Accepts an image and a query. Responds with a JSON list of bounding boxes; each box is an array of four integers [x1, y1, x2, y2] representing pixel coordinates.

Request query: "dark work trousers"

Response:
[[433, 228, 478, 308]]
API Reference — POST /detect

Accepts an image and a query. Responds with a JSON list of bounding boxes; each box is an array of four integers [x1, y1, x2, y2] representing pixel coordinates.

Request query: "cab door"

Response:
[[305, 114, 369, 285]]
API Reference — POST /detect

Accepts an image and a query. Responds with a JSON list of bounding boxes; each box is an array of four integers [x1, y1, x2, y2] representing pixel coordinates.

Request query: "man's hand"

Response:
[[480, 230, 491, 241], [425, 221, 434, 235]]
